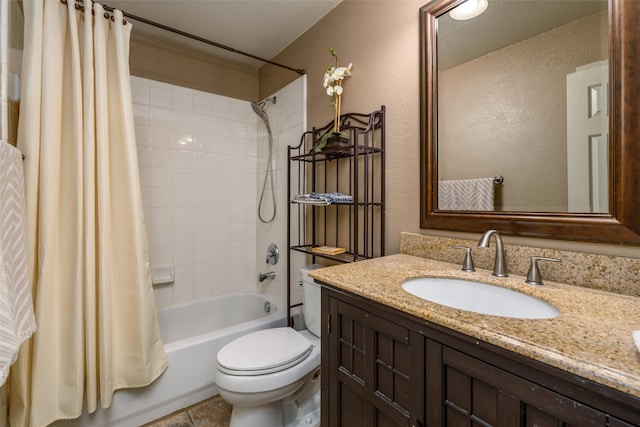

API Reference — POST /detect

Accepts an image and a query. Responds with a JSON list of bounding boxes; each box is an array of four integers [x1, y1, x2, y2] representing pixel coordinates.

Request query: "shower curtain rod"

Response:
[[84, 0, 306, 75]]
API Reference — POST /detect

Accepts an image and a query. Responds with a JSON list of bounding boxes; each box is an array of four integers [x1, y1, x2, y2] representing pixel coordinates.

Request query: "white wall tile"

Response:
[[132, 104, 150, 127], [149, 167, 172, 188], [174, 245, 194, 265], [134, 75, 304, 309], [193, 114, 212, 135], [172, 169, 194, 188], [172, 87, 193, 113], [173, 188, 194, 207], [193, 91, 213, 115], [172, 149, 194, 169], [173, 225, 194, 246], [148, 147, 173, 168], [149, 81, 173, 108], [130, 79, 150, 105], [173, 111, 193, 132], [150, 107, 172, 128], [150, 187, 172, 208]]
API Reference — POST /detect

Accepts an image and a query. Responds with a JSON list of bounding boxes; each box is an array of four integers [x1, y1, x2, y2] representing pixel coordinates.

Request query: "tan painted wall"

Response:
[[260, 0, 639, 259], [261, 0, 425, 256], [129, 34, 259, 101]]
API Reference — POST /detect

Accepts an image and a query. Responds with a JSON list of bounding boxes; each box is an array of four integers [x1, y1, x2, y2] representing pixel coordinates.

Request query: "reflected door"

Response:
[[567, 60, 609, 213]]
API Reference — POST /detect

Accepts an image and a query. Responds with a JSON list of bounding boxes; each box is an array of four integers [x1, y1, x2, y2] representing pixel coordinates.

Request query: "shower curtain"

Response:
[[10, 1, 168, 426]]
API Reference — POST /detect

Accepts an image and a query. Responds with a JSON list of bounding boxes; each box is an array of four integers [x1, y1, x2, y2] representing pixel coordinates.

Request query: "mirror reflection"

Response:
[[436, 0, 608, 213]]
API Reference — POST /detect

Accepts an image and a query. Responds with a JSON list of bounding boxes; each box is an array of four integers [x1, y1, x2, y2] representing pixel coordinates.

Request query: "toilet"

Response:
[[215, 265, 322, 427]]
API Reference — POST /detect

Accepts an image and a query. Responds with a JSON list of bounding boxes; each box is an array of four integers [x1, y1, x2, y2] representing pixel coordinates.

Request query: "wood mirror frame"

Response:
[[419, 0, 640, 245]]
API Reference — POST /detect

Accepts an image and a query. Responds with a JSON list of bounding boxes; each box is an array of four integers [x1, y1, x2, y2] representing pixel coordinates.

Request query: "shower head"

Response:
[[251, 96, 276, 134], [251, 101, 268, 121], [251, 96, 276, 115]]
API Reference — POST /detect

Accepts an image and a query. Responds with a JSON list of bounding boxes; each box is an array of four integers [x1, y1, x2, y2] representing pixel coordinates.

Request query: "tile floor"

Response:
[[143, 395, 232, 427]]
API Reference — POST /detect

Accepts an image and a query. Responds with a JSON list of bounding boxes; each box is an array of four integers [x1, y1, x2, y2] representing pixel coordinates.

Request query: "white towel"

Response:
[[0, 143, 36, 386], [438, 177, 495, 211]]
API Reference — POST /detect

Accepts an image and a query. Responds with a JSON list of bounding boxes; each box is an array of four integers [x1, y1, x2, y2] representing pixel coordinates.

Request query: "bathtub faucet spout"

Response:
[[258, 271, 276, 282]]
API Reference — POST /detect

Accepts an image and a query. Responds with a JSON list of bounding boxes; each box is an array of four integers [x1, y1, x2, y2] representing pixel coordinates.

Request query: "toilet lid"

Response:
[[217, 327, 313, 376]]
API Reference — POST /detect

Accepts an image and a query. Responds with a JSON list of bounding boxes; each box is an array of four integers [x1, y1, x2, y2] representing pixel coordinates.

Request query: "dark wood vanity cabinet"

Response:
[[321, 288, 425, 426], [429, 344, 611, 426], [321, 286, 640, 427]]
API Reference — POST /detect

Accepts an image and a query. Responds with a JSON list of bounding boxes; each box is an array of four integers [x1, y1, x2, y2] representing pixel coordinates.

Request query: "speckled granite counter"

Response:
[[309, 254, 640, 398]]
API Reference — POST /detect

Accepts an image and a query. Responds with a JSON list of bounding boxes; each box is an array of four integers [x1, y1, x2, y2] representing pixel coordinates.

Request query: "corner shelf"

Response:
[[286, 106, 386, 321]]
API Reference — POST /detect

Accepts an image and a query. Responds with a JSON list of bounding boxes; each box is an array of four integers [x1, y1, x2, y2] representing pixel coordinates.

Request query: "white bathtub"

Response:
[[57, 291, 286, 427]]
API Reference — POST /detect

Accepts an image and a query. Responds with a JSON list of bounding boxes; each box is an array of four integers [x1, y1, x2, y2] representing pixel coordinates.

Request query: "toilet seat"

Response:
[[217, 327, 313, 376]]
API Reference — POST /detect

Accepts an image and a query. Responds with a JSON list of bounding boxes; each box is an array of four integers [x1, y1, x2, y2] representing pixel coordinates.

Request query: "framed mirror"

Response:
[[419, 0, 640, 245]]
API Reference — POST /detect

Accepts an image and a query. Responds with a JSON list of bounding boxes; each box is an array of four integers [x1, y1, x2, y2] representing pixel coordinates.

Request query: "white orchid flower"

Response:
[[333, 67, 347, 80], [323, 48, 352, 134]]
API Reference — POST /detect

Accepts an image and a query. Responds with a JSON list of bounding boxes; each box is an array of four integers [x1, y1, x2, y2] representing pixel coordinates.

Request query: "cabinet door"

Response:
[[325, 295, 424, 427], [427, 342, 609, 427]]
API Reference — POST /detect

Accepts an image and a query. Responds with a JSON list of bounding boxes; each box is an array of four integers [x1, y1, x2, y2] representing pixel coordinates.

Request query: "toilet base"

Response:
[[228, 390, 320, 427], [282, 388, 320, 427], [229, 401, 282, 427], [225, 371, 321, 427]]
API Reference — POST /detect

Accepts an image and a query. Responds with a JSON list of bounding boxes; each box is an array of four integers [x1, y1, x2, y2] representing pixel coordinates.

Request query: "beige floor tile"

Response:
[[143, 410, 194, 427], [143, 395, 231, 427], [188, 396, 232, 427]]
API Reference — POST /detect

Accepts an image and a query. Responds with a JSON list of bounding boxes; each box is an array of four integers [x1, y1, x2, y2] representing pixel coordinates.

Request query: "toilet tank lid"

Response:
[[300, 264, 323, 281]]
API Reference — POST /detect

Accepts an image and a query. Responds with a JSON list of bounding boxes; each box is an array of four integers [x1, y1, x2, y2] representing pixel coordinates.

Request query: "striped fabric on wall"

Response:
[[438, 177, 495, 211], [0, 142, 36, 386]]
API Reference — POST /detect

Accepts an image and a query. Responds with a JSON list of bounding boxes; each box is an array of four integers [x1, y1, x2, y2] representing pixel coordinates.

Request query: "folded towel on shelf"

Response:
[[438, 177, 495, 211], [0, 143, 37, 387], [312, 246, 346, 255], [291, 192, 354, 205], [290, 194, 330, 205]]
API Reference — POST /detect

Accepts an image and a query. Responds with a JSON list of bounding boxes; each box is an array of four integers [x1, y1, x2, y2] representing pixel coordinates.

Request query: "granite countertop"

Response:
[[309, 253, 640, 398]]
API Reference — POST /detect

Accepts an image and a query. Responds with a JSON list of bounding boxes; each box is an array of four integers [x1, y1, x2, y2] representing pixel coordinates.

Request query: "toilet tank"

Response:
[[300, 264, 322, 338]]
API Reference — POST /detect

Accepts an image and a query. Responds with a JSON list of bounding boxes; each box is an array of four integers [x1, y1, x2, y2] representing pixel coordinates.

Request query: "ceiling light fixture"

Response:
[[449, 0, 488, 20]]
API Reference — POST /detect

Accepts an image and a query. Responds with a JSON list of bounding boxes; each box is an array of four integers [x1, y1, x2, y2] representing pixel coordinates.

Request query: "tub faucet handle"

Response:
[[266, 243, 279, 265], [452, 246, 475, 272], [525, 256, 560, 286]]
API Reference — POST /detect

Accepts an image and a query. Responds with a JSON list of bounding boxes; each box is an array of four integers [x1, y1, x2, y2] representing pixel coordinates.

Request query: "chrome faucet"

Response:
[[478, 230, 508, 277], [258, 271, 276, 282]]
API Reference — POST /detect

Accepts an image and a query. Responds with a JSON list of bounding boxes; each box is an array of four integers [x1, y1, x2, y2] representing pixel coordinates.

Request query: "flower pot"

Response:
[[322, 134, 351, 158]]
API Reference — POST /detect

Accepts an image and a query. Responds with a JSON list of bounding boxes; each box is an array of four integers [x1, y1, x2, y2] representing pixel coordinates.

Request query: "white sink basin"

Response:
[[402, 278, 559, 319]]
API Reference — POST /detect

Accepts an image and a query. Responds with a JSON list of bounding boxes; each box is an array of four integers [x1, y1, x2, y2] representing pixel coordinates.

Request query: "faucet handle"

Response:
[[453, 246, 475, 272], [525, 256, 560, 285]]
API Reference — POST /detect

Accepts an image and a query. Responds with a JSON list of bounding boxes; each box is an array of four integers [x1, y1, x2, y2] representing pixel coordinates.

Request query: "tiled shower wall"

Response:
[[132, 76, 260, 308], [254, 76, 307, 308], [132, 75, 306, 309]]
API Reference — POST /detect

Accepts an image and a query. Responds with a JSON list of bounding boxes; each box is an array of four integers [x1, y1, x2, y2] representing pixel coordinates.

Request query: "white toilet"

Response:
[[215, 265, 322, 427]]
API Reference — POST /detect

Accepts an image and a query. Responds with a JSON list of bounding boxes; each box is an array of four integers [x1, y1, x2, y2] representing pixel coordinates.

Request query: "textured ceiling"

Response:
[[104, 0, 342, 69], [437, 0, 608, 70]]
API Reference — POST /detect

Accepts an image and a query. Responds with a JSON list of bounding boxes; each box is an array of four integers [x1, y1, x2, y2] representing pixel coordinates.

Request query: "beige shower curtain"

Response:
[[10, 0, 168, 425]]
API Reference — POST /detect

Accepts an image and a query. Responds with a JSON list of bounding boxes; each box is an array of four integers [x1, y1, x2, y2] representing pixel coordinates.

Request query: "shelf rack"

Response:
[[286, 106, 385, 323]]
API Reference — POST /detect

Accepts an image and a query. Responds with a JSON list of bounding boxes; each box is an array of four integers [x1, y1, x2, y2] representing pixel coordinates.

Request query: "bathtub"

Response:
[[58, 291, 286, 427]]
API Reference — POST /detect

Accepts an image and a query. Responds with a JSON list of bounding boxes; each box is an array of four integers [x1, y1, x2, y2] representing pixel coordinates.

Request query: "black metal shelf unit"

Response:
[[286, 106, 385, 305]]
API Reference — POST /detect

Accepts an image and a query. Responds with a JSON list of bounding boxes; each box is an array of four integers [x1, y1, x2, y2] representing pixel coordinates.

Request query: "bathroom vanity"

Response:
[[312, 255, 640, 427]]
